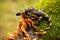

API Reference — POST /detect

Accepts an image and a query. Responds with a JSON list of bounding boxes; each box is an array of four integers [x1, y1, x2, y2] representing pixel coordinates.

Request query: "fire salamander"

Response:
[[16, 6, 52, 33]]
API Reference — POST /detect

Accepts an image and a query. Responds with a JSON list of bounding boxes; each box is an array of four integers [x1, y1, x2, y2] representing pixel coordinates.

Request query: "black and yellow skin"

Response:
[[16, 6, 52, 31], [33, 10, 52, 31]]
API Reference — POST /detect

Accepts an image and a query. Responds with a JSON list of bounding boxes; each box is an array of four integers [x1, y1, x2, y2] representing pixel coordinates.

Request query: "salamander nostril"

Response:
[[16, 13, 20, 16]]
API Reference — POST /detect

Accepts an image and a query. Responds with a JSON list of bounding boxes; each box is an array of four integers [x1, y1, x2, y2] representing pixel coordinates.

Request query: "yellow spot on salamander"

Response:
[[39, 16, 42, 19], [49, 23, 52, 25], [46, 27, 50, 29], [46, 14, 48, 17], [20, 10, 25, 14], [38, 10, 40, 12], [22, 10, 25, 12], [39, 30, 44, 32], [42, 12, 45, 14], [28, 13, 30, 14], [49, 18, 51, 21], [25, 6, 28, 10], [26, 8, 28, 10]]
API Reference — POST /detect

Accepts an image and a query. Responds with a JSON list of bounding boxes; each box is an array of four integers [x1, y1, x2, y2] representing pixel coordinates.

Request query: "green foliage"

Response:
[[34, 0, 60, 40], [35, 0, 60, 14]]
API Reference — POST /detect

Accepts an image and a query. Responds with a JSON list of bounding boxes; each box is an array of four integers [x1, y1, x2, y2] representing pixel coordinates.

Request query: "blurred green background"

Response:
[[0, 0, 60, 40], [0, 0, 38, 40]]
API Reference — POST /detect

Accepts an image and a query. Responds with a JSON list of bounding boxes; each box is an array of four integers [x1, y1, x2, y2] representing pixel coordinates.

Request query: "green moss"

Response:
[[34, 0, 60, 40]]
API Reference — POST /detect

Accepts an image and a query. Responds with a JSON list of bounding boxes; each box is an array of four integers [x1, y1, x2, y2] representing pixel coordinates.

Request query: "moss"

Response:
[[34, 0, 60, 40]]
